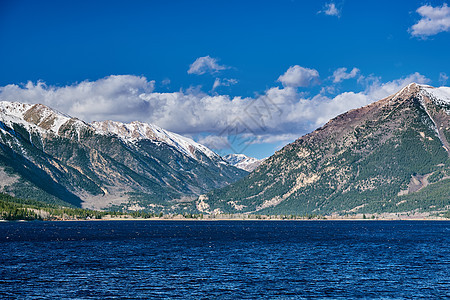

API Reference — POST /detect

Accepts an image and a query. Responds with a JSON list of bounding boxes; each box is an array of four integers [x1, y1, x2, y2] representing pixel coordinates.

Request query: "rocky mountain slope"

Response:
[[0, 102, 247, 212], [197, 84, 450, 215], [223, 154, 264, 172]]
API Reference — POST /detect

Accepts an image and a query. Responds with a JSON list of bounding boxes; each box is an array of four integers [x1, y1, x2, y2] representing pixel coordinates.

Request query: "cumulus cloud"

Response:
[[0, 75, 155, 122], [0, 70, 430, 152], [361, 72, 429, 101], [439, 72, 449, 85], [187, 56, 228, 75], [251, 133, 302, 145], [410, 3, 450, 37], [319, 3, 341, 17], [212, 78, 238, 90], [333, 67, 360, 83], [197, 135, 230, 150], [278, 65, 319, 88]]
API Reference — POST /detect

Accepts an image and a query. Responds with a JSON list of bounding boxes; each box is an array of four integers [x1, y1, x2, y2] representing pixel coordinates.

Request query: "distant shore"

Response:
[[2, 217, 448, 222], [30, 211, 449, 221], [2, 209, 448, 222]]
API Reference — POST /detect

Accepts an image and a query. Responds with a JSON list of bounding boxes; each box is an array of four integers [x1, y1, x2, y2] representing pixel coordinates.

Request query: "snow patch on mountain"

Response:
[[0, 101, 225, 165], [224, 154, 264, 172], [421, 86, 450, 114], [0, 101, 32, 118], [0, 102, 43, 136], [91, 120, 220, 160], [0, 101, 79, 135]]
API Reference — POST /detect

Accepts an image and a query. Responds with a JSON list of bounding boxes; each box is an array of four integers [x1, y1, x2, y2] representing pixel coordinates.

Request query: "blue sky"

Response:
[[1, 0, 449, 158]]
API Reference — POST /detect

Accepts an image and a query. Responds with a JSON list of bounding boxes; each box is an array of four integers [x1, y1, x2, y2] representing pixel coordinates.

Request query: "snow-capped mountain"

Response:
[[0, 101, 247, 212], [0, 101, 86, 137], [91, 120, 219, 161], [0, 101, 222, 162], [223, 154, 264, 172]]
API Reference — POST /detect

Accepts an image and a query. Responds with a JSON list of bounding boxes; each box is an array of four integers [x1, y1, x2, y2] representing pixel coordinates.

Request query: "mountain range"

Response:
[[0, 102, 247, 212], [0, 83, 449, 216], [197, 83, 450, 215]]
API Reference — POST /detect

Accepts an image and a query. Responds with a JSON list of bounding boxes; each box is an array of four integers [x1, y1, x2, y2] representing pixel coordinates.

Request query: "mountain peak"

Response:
[[223, 154, 264, 172], [395, 83, 450, 109], [0, 101, 87, 136], [200, 83, 450, 215], [91, 119, 220, 161], [390, 82, 424, 102], [0, 100, 223, 163]]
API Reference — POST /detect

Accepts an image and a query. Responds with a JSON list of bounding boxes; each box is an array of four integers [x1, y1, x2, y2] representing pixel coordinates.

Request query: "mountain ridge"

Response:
[[91, 120, 220, 161], [197, 83, 450, 215], [0, 101, 247, 212]]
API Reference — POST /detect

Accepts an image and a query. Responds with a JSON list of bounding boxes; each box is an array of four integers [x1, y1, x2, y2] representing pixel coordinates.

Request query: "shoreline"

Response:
[[84, 211, 450, 221], [2, 210, 448, 222], [3, 216, 448, 222]]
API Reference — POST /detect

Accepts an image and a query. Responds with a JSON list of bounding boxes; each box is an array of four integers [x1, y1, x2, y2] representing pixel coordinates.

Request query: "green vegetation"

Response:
[[0, 193, 192, 220], [440, 211, 450, 218], [0, 193, 109, 221], [393, 179, 450, 212]]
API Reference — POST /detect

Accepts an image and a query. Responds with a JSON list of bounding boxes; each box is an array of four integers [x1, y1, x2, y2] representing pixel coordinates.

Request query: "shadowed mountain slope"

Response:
[[0, 102, 247, 212]]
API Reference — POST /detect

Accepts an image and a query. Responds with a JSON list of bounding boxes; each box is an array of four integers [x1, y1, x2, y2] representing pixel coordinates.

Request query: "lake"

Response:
[[0, 220, 449, 299]]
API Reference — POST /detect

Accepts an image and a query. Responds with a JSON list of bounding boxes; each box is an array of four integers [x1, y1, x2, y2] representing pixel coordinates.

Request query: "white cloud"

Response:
[[299, 72, 430, 128], [0, 75, 155, 122], [212, 78, 238, 90], [410, 4, 450, 37], [197, 135, 230, 150], [333, 67, 360, 83], [278, 65, 319, 88], [362, 72, 429, 101], [251, 133, 301, 145], [439, 72, 449, 85], [320, 85, 337, 95], [319, 3, 341, 17], [0, 71, 430, 152], [187, 56, 228, 75]]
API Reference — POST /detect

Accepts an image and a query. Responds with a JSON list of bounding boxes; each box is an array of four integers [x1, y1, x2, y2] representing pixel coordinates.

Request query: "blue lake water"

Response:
[[0, 220, 449, 299]]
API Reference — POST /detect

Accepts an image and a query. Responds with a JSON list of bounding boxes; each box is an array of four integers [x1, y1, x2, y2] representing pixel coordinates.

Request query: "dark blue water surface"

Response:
[[0, 221, 449, 299]]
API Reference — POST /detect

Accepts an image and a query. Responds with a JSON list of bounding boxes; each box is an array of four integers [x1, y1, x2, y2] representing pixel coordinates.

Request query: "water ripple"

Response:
[[0, 220, 449, 299]]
